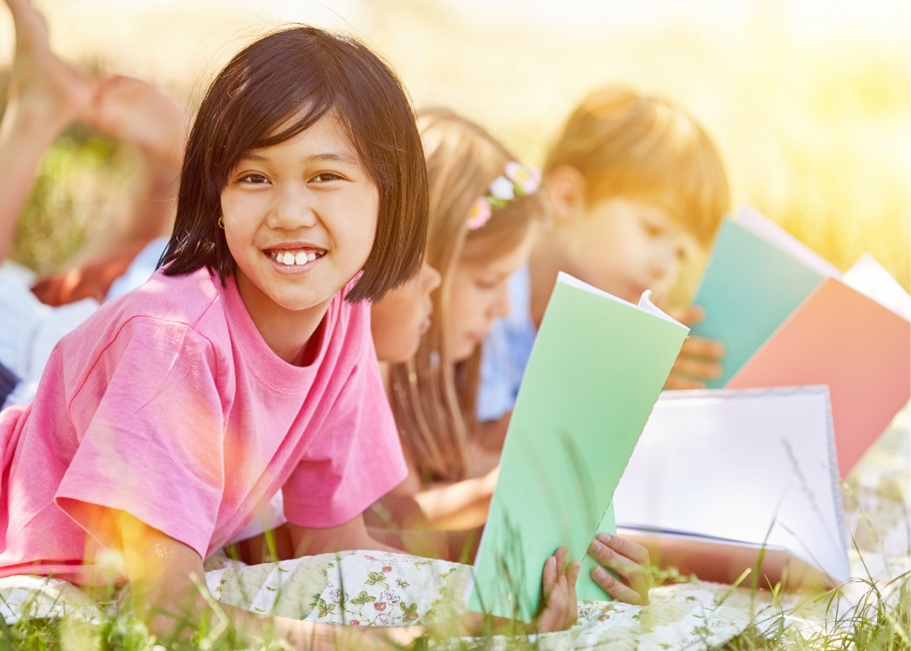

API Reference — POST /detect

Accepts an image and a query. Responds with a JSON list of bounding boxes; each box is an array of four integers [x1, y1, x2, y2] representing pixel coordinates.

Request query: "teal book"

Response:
[[466, 273, 688, 621], [691, 207, 839, 387]]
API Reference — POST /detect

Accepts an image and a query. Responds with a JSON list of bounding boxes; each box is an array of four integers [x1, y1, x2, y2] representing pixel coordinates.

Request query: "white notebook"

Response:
[[613, 385, 849, 586]]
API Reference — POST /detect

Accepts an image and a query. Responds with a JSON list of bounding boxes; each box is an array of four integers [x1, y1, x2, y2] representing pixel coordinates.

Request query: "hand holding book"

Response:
[[663, 305, 725, 389], [468, 273, 689, 620], [586, 532, 653, 605]]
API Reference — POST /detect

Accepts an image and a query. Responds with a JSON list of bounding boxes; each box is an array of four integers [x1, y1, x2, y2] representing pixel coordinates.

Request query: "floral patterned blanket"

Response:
[[1, 407, 907, 650]]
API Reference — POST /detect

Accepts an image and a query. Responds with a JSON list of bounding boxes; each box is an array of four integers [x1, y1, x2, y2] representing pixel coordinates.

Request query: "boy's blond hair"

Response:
[[544, 86, 729, 247]]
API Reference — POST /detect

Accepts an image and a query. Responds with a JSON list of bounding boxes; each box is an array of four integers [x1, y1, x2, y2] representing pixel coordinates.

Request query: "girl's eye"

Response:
[[239, 173, 268, 184], [312, 172, 344, 183], [474, 279, 498, 291]]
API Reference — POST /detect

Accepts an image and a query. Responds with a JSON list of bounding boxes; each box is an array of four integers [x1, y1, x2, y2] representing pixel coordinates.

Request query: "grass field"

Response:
[[1, 0, 908, 292], [0, 1, 908, 649]]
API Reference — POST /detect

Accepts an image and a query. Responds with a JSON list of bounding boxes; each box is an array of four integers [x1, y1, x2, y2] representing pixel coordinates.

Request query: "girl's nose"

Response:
[[267, 185, 318, 230], [422, 263, 442, 295], [491, 280, 512, 319]]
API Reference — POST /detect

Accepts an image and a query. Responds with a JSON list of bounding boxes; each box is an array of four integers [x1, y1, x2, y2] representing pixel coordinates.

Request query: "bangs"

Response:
[[214, 60, 339, 177], [253, 101, 335, 152]]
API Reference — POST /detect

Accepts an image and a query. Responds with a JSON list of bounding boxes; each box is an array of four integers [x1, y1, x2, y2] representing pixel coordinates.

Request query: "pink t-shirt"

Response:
[[0, 268, 406, 581]]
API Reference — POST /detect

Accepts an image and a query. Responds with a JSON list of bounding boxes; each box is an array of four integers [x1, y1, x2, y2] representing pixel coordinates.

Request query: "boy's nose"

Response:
[[648, 258, 671, 281], [648, 244, 681, 281]]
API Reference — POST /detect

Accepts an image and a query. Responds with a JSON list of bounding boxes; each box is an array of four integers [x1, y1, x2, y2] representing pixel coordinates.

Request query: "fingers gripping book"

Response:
[[467, 272, 688, 621]]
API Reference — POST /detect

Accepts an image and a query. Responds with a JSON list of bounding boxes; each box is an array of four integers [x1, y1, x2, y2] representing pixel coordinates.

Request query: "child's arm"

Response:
[[376, 465, 499, 532], [117, 509, 579, 645], [414, 467, 498, 530], [116, 509, 426, 648]]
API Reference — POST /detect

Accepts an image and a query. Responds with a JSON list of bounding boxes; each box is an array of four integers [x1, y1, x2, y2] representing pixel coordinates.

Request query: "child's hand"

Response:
[[664, 306, 725, 389], [587, 533, 653, 605], [536, 546, 581, 632]]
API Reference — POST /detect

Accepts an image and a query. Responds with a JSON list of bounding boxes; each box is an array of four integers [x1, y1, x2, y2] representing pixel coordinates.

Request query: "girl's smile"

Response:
[[220, 112, 379, 362], [267, 247, 327, 268]]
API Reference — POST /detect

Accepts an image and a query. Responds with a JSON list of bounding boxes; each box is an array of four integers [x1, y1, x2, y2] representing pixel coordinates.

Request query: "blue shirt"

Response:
[[105, 236, 169, 301], [477, 265, 537, 421]]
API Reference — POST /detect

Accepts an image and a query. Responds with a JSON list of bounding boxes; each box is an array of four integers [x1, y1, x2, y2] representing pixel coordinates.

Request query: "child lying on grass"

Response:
[[0, 1, 578, 645]]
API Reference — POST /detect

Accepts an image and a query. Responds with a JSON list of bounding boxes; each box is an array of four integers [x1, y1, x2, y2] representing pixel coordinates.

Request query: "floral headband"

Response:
[[466, 162, 542, 231]]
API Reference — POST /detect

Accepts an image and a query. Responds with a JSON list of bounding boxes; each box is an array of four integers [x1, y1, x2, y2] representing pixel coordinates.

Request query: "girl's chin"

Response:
[[452, 341, 477, 363]]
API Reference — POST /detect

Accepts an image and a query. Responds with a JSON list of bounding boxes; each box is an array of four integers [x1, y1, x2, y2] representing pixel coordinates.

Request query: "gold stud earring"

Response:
[[217, 216, 225, 229]]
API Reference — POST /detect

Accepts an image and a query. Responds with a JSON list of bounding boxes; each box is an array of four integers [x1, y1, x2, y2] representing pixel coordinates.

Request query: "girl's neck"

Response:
[[378, 361, 391, 396], [235, 274, 331, 366]]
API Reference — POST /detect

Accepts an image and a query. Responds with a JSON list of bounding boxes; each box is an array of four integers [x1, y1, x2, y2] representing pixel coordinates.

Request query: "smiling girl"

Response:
[[0, 10, 577, 646]]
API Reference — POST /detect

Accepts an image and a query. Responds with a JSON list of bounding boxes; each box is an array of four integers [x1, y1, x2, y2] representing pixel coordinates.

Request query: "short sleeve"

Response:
[[282, 340, 406, 529], [55, 316, 228, 559]]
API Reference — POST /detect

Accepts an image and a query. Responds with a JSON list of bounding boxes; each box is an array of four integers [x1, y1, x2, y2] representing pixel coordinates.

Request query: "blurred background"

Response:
[[1, 0, 908, 295]]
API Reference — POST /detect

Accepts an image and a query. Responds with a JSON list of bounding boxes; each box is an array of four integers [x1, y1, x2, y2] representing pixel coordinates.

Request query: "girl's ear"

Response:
[[543, 165, 587, 226]]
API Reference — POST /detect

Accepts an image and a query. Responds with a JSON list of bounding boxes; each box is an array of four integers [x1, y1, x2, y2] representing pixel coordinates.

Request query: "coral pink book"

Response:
[[728, 277, 910, 477]]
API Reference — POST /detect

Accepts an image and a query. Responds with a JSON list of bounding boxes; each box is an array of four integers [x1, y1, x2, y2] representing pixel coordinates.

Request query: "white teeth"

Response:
[[271, 250, 323, 266]]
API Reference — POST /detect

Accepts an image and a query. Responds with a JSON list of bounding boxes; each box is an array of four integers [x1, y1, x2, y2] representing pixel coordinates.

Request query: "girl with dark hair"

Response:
[[0, 0, 577, 645]]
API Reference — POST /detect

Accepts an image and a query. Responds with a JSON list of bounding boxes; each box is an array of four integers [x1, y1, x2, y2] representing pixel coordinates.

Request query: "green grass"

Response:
[[0, 565, 906, 650], [9, 125, 132, 275], [3, 3, 909, 294]]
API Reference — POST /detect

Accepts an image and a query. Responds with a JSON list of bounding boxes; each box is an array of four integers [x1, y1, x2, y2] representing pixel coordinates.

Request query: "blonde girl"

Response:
[[380, 108, 655, 606], [387, 108, 545, 488]]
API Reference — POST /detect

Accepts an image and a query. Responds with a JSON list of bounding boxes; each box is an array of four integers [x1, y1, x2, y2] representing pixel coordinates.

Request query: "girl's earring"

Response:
[[217, 216, 225, 229]]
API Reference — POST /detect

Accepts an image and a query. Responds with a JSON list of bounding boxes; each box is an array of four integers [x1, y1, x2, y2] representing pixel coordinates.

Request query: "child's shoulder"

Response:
[[108, 267, 223, 324]]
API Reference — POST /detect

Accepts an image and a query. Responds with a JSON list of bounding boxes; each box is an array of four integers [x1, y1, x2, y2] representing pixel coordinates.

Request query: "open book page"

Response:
[[734, 206, 843, 279], [613, 386, 850, 584], [843, 252, 911, 321], [467, 273, 688, 620], [729, 278, 911, 476], [556, 273, 678, 325]]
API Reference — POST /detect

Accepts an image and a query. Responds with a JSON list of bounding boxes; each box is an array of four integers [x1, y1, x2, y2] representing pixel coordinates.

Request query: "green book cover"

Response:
[[466, 273, 688, 621], [690, 213, 829, 387]]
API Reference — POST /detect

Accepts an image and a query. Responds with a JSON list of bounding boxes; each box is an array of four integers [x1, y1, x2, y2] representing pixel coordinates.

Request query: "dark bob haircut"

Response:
[[159, 26, 428, 303]]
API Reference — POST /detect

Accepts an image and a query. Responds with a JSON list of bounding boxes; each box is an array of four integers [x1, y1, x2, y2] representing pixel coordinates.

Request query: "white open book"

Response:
[[613, 385, 850, 588]]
